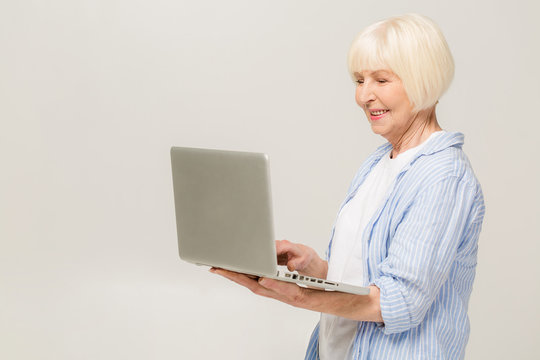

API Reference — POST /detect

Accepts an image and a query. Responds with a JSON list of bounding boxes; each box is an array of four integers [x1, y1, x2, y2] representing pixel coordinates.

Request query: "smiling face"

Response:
[[354, 69, 417, 142]]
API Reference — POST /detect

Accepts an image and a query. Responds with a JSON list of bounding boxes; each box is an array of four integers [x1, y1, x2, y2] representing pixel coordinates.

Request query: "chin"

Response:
[[370, 124, 386, 135]]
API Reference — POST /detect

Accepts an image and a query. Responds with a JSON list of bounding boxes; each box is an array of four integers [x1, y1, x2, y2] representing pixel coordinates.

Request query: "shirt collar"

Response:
[[371, 131, 464, 165]]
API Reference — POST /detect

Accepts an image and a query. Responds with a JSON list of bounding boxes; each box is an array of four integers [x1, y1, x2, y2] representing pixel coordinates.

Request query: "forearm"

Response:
[[212, 268, 382, 323], [301, 285, 382, 322]]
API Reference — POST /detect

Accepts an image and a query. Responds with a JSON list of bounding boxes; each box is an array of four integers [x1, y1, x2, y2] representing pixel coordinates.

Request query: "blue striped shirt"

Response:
[[305, 131, 485, 360]]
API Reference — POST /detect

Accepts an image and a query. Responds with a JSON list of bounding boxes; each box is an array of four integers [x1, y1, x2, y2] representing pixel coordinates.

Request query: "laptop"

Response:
[[170, 146, 370, 296]]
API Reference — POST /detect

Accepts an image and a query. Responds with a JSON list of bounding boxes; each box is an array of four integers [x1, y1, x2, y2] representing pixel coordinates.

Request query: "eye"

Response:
[[355, 79, 364, 85], [377, 79, 388, 84]]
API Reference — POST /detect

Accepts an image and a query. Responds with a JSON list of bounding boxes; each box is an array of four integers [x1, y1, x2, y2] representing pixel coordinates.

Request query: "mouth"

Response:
[[368, 109, 389, 121]]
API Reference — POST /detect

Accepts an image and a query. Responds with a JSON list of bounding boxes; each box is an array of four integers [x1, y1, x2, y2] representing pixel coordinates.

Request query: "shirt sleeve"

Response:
[[371, 175, 481, 335]]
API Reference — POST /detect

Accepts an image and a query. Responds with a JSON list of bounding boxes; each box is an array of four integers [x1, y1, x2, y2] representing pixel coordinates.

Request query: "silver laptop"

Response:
[[170, 146, 370, 296]]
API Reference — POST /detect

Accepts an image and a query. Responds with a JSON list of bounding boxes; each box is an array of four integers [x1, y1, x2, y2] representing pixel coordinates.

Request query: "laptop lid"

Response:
[[170, 147, 278, 276]]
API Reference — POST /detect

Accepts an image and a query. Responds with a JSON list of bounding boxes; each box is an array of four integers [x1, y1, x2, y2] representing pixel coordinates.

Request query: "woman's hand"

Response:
[[275, 240, 328, 279], [210, 267, 382, 323], [209, 240, 382, 322], [210, 268, 308, 307]]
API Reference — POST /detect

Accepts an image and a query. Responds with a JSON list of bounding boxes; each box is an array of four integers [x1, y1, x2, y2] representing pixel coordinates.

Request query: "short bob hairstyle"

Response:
[[348, 14, 454, 111]]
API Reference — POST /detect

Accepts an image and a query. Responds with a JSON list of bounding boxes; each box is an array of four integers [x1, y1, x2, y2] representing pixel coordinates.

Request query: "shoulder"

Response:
[[408, 132, 482, 191], [392, 132, 485, 223], [415, 147, 479, 187]]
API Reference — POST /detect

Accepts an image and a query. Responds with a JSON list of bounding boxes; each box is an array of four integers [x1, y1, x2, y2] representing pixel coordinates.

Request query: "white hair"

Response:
[[347, 14, 455, 111]]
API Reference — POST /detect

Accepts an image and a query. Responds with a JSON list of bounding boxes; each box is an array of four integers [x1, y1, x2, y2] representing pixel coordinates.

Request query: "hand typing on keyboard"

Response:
[[275, 239, 328, 280]]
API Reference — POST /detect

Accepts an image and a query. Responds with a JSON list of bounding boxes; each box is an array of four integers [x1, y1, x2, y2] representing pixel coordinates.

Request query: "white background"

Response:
[[1, 0, 539, 359]]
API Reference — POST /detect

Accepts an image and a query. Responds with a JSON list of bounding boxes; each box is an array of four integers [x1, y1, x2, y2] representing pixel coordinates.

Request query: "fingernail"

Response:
[[259, 278, 266, 286]]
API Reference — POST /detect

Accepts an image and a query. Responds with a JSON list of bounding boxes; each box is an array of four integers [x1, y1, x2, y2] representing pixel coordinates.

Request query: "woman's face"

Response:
[[354, 69, 415, 141]]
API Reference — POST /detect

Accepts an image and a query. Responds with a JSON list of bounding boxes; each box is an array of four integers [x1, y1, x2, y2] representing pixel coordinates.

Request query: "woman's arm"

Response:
[[371, 176, 484, 334], [212, 239, 381, 322], [211, 268, 383, 322]]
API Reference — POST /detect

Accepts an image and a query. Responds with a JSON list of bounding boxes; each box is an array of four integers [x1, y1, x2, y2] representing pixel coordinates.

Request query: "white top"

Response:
[[319, 131, 444, 360]]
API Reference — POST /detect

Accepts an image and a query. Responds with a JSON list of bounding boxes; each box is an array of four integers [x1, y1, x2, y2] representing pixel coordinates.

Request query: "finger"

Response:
[[287, 260, 297, 272], [276, 239, 295, 255], [212, 269, 279, 298], [277, 253, 289, 265], [212, 268, 257, 288], [213, 270, 307, 305], [276, 240, 302, 267]]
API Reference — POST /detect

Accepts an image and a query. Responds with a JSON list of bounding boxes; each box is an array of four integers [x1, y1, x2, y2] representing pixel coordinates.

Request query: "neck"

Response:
[[388, 106, 441, 159]]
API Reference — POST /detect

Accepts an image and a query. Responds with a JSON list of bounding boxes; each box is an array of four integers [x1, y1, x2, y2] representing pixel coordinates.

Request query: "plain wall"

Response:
[[1, 0, 539, 359]]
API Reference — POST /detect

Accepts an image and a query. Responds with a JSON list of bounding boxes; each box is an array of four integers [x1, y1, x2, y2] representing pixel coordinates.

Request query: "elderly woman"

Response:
[[212, 13, 485, 359]]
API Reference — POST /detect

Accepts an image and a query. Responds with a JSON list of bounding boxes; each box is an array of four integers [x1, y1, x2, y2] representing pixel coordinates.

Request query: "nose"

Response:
[[355, 82, 376, 108]]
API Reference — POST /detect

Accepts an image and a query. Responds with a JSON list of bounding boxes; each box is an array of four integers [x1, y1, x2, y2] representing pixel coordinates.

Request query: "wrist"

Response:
[[366, 285, 383, 322]]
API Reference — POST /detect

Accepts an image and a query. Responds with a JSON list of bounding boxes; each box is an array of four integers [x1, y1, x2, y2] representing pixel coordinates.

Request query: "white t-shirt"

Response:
[[319, 131, 444, 360]]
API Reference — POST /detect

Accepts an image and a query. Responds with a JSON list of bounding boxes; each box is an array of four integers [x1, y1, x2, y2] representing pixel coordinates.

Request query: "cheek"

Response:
[[393, 90, 413, 113], [354, 88, 362, 107]]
